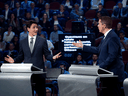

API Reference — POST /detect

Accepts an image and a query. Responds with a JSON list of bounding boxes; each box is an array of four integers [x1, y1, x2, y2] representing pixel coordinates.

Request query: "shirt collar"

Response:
[[28, 34, 37, 40], [104, 29, 112, 39]]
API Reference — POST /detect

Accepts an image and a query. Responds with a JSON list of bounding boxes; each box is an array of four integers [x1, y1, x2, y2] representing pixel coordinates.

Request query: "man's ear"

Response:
[[27, 27, 29, 32]]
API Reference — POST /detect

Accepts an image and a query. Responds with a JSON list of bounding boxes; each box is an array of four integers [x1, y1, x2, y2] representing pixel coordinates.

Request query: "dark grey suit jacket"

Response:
[[14, 36, 53, 70], [83, 30, 125, 82]]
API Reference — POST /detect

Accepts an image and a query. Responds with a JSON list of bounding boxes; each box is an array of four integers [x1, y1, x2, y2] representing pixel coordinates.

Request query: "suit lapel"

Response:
[[25, 36, 31, 55], [99, 30, 113, 51], [31, 36, 40, 55]]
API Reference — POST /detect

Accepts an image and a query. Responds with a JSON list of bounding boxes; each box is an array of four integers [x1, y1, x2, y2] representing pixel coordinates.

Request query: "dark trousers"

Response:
[[97, 77, 125, 96], [31, 74, 46, 96]]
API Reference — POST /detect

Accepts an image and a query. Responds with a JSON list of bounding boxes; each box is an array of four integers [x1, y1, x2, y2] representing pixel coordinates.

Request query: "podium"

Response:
[[123, 78, 128, 96], [58, 65, 118, 96], [0, 63, 46, 96]]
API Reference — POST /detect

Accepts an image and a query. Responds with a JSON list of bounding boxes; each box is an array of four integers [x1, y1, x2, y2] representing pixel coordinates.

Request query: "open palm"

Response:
[[4, 55, 14, 63]]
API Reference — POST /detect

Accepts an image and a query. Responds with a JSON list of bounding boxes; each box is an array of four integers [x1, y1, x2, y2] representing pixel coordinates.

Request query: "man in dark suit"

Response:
[[5, 21, 61, 96], [27, 2, 39, 19], [13, 2, 25, 18], [6, 0, 17, 10], [73, 16, 125, 96], [111, 2, 127, 19], [2, 3, 12, 22]]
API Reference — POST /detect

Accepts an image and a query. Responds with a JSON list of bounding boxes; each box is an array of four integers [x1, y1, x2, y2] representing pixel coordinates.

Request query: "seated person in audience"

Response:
[[50, 25, 63, 50], [84, 18, 91, 33], [0, 15, 8, 35], [59, 62, 70, 74], [56, 4, 70, 27], [2, 3, 12, 22], [114, 22, 125, 36], [6, 0, 17, 10], [73, 53, 86, 65], [111, 2, 127, 19], [96, 3, 109, 16], [19, 24, 28, 41], [11, 35, 19, 52], [13, 2, 25, 19], [3, 25, 15, 43], [119, 31, 128, 51], [40, 32, 54, 55], [21, 0, 32, 10], [22, 12, 35, 25], [3, 42, 18, 62], [50, 12, 65, 32], [0, 34, 6, 51], [87, 54, 99, 66], [8, 13, 19, 34], [43, 55, 52, 69], [36, 0, 46, 12], [76, 0, 89, 13], [62, 0, 74, 12], [90, 0, 104, 9], [40, 3, 53, 19], [27, 2, 39, 23], [39, 13, 51, 36], [38, 25, 48, 39], [70, 3, 84, 20]]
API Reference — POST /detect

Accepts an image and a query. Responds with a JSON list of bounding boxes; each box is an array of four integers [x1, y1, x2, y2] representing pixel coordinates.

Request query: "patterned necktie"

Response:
[[30, 37, 34, 53]]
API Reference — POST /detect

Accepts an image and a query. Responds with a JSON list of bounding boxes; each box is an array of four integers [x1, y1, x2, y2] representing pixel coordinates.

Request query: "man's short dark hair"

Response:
[[26, 21, 37, 28], [98, 3, 102, 6], [99, 16, 112, 29]]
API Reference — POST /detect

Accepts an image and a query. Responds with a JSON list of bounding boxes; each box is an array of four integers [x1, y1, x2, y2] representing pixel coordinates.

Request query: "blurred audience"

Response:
[[72, 53, 86, 65], [87, 54, 99, 66], [3, 25, 15, 43]]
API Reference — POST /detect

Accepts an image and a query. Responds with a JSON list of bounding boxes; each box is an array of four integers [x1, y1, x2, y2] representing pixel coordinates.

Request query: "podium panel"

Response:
[[123, 78, 128, 96], [0, 63, 46, 96], [58, 65, 117, 96], [58, 74, 97, 96]]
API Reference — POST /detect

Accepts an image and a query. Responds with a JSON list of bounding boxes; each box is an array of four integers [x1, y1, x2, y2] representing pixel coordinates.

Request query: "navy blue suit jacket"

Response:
[[27, 7, 39, 18], [40, 9, 53, 18], [76, 0, 89, 10], [14, 36, 53, 70], [12, 8, 25, 18], [2, 9, 12, 19], [112, 7, 127, 17], [83, 30, 125, 82]]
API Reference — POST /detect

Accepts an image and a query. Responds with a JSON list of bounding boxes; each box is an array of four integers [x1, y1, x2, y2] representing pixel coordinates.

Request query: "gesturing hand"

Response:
[[53, 52, 62, 60], [72, 40, 83, 48], [4, 55, 14, 63]]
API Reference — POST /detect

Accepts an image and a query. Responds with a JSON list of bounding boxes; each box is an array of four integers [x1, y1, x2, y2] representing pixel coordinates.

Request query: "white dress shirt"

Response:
[[28, 35, 37, 50], [5, 9, 9, 20], [104, 29, 112, 39]]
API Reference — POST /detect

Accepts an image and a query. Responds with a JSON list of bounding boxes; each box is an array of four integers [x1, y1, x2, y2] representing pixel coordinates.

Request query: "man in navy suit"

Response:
[[73, 16, 125, 96], [27, 2, 39, 19], [5, 21, 61, 96], [6, 0, 17, 10], [112, 2, 127, 19], [2, 3, 12, 22], [13, 2, 25, 18]]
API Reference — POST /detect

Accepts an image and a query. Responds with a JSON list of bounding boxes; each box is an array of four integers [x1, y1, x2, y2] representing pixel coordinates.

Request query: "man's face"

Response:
[[97, 19, 105, 33], [16, 3, 20, 8], [26, 13, 31, 18], [27, 24, 38, 36], [92, 54, 98, 61], [75, 5, 79, 10], [118, 3, 122, 8], [98, 5, 102, 10], [45, 4, 49, 9], [54, 25, 58, 31], [119, 33, 124, 39], [8, 26, 12, 31], [77, 55, 82, 62], [31, 3, 35, 8], [5, 4, 9, 10], [9, 44, 14, 51]]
